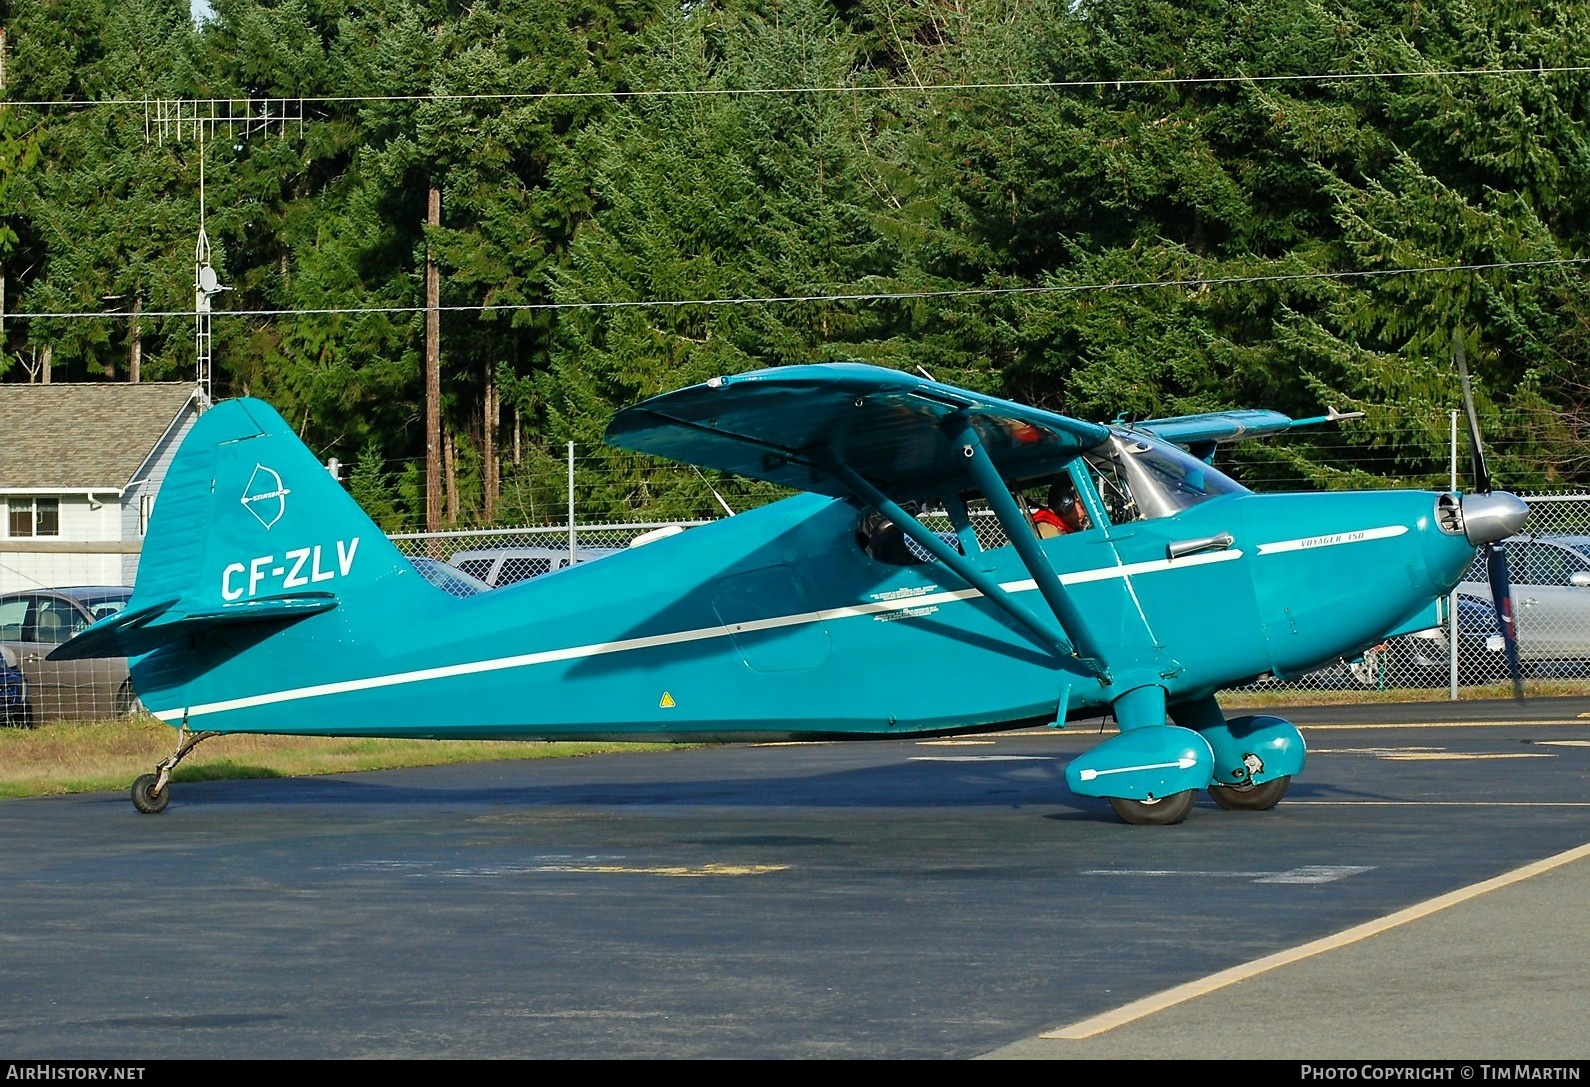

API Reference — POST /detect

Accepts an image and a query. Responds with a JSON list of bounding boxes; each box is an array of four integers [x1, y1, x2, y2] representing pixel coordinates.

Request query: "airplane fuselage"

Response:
[[135, 486, 1472, 740]]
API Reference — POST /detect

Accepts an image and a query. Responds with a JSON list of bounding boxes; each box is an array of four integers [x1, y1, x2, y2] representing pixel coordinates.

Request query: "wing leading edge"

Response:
[[604, 363, 1111, 503]]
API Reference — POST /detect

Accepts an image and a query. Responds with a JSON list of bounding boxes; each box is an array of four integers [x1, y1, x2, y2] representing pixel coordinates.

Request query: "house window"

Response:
[[6, 497, 60, 537]]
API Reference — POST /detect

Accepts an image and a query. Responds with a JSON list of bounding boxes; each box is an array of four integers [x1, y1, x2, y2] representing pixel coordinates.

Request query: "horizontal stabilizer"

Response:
[[48, 592, 339, 662]]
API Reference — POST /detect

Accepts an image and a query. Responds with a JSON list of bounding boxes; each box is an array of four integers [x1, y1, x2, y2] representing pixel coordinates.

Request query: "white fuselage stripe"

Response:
[[149, 532, 1370, 722]]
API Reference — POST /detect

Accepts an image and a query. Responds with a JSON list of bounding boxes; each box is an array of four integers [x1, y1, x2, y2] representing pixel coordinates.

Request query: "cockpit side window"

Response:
[[855, 498, 967, 566]]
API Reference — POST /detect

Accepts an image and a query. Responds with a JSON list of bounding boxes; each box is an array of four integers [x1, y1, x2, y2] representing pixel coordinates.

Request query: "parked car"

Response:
[[408, 556, 493, 598], [448, 546, 622, 588], [0, 586, 139, 725], [1456, 534, 1590, 674], [1345, 594, 1510, 688]]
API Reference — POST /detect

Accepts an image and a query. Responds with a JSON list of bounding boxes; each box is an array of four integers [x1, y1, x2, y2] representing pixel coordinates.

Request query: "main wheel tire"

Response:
[[1107, 789, 1196, 826], [131, 773, 169, 815], [1209, 775, 1291, 812]]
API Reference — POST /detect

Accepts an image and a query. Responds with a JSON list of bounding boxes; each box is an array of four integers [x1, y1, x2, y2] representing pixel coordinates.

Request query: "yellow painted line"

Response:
[[917, 739, 998, 746], [1040, 841, 1590, 1042], [1307, 747, 1444, 754], [1293, 719, 1590, 729]]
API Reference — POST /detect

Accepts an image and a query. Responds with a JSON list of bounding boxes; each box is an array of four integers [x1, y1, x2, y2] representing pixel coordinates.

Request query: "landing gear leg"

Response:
[[131, 722, 219, 814], [1063, 684, 1214, 826]]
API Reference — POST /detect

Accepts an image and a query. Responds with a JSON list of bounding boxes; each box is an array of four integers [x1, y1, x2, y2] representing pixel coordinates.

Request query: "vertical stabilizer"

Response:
[[133, 398, 407, 615]]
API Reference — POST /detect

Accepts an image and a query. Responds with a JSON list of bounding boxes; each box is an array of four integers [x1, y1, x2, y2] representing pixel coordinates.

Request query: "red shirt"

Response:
[[1032, 508, 1066, 533]]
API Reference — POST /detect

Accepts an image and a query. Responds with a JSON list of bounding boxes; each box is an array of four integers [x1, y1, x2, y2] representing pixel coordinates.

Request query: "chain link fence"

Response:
[[4, 494, 1587, 725]]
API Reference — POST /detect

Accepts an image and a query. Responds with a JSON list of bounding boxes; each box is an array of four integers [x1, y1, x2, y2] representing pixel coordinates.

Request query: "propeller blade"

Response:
[[1454, 331, 1492, 495], [1484, 542, 1525, 700]]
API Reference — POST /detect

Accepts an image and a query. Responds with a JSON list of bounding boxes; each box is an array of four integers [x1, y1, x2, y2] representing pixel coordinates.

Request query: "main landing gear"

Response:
[[1065, 688, 1307, 825], [130, 724, 220, 814]]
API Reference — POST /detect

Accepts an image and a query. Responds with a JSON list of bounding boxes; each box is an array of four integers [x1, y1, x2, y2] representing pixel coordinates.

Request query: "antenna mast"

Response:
[[147, 98, 304, 404]]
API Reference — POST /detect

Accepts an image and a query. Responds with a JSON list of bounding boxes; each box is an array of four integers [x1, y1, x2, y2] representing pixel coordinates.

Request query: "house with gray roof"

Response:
[[0, 383, 206, 592]]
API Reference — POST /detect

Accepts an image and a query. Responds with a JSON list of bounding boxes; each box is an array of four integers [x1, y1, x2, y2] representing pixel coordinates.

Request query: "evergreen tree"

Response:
[[6, 0, 200, 383], [534, 0, 897, 519]]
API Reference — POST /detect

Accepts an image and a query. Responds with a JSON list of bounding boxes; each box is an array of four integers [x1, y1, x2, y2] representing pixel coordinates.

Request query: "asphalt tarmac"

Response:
[[2, 696, 1587, 1061]]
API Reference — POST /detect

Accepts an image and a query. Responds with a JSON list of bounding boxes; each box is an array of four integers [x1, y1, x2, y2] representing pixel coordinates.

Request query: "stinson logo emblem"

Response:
[[241, 464, 291, 529]]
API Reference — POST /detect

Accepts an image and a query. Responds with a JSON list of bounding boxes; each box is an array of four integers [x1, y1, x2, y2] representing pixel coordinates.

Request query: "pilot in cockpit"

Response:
[[1032, 476, 1090, 537]]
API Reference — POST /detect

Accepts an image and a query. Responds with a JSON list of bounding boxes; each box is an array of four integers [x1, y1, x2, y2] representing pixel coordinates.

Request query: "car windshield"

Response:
[[1465, 537, 1590, 585], [410, 558, 491, 597]]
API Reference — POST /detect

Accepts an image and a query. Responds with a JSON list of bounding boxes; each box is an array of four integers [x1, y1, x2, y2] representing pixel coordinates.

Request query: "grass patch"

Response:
[[0, 714, 674, 800]]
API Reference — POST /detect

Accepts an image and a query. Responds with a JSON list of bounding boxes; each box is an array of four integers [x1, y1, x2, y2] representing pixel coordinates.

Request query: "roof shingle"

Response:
[[0, 383, 201, 490]]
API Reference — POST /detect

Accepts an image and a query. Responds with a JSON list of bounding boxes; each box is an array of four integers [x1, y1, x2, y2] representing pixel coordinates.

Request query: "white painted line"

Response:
[[148, 551, 1240, 722], [1380, 752, 1553, 761], [1079, 866, 1373, 884], [1255, 865, 1375, 884], [1077, 755, 1198, 781]]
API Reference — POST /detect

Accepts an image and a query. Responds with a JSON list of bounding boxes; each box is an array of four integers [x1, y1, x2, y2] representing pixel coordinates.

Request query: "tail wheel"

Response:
[[1209, 775, 1291, 812], [131, 773, 170, 815], [1107, 789, 1196, 826]]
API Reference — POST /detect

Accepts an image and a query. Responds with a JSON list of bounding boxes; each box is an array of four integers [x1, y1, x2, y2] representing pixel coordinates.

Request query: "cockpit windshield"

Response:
[[1087, 432, 1250, 522]]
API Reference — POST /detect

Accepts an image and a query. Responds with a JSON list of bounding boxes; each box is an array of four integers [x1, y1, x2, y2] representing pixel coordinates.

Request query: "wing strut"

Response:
[[829, 462, 1069, 661], [826, 420, 1109, 682], [943, 414, 1108, 679]]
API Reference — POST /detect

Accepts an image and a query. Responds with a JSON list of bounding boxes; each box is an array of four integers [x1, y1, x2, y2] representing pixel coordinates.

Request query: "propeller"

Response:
[[1454, 330, 1525, 700]]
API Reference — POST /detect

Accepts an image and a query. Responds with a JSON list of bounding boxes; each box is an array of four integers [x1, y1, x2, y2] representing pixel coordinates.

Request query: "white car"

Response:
[[1458, 534, 1590, 671], [448, 546, 622, 588]]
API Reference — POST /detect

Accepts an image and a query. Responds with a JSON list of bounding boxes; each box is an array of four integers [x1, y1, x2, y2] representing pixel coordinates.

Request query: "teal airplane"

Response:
[[53, 362, 1528, 823]]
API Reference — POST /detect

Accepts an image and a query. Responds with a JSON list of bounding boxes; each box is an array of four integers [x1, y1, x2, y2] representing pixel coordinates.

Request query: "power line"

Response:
[[9, 64, 1590, 110], [13, 256, 1589, 322]]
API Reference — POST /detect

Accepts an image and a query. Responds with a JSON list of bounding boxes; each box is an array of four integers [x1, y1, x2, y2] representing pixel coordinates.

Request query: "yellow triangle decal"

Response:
[[659, 692, 676, 709]]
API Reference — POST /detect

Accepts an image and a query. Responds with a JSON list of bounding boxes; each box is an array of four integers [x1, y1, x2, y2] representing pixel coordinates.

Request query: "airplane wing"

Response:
[[1136, 407, 1363, 461], [605, 363, 1111, 502]]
